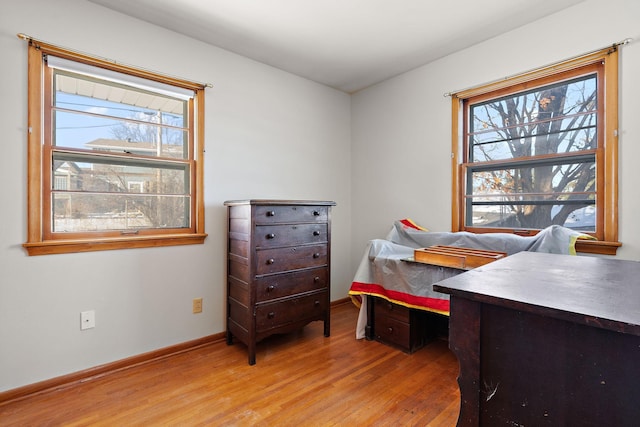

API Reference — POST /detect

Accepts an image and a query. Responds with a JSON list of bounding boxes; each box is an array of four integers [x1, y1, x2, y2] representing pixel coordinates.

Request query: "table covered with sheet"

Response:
[[349, 219, 593, 339]]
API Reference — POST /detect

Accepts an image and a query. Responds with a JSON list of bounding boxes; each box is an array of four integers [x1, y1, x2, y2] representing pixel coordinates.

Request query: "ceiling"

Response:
[[88, 0, 584, 93]]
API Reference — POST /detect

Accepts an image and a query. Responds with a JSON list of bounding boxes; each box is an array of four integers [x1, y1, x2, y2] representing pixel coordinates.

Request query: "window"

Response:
[[23, 40, 207, 255], [451, 47, 620, 255]]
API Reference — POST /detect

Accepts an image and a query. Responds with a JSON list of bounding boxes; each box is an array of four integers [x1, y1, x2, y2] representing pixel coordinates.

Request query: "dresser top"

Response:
[[433, 251, 640, 336], [224, 199, 336, 206]]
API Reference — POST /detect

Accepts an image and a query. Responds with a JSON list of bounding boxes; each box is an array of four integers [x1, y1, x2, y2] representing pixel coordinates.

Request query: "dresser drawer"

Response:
[[256, 291, 328, 331], [255, 205, 328, 224], [372, 297, 432, 353], [256, 268, 328, 302], [374, 298, 411, 322], [256, 244, 328, 275], [375, 316, 412, 349], [255, 224, 328, 248]]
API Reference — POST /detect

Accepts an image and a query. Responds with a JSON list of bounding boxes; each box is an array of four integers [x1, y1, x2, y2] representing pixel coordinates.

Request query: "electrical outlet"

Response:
[[193, 298, 203, 314], [80, 310, 95, 330]]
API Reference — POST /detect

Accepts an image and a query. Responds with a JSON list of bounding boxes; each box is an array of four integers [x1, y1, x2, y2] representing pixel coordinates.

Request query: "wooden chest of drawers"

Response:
[[224, 199, 335, 365]]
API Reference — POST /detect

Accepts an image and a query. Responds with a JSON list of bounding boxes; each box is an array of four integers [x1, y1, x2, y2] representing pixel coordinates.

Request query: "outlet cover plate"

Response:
[[193, 298, 203, 314], [81, 310, 95, 330]]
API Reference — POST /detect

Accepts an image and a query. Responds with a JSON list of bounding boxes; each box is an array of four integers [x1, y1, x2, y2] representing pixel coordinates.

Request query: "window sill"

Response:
[[23, 233, 208, 256], [575, 239, 621, 256]]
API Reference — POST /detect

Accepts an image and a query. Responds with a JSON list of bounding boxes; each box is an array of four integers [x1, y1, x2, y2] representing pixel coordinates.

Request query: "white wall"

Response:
[[0, 0, 352, 391], [351, 0, 640, 265], [3, 0, 639, 394]]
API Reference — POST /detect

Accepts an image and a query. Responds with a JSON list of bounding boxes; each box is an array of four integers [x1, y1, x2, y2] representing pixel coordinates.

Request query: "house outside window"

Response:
[[451, 46, 621, 255], [23, 40, 207, 255]]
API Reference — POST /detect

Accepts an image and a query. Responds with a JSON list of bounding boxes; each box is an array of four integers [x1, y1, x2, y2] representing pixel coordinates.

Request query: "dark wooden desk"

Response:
[[433, 251, 640, 426]]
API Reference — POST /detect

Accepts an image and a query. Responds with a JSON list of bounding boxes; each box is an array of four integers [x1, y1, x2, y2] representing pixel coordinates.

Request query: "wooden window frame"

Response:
[[23, 41, 207, 255], [451, 47, 620, 255]]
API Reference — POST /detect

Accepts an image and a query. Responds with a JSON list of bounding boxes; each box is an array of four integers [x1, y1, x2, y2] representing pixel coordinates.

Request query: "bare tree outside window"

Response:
[[465, 73, 598, 232]]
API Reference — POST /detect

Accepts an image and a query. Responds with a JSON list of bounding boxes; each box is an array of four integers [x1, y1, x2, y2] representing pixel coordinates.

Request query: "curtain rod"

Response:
[[443, 38, 632, 97], [17, 33, 213, 89]]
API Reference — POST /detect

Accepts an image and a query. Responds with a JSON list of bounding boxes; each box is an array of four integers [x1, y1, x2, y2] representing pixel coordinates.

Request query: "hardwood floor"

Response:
[[0, 302, 460, 426]]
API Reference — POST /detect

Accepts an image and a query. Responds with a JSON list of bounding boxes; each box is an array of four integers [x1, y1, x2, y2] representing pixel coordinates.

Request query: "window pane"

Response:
[[472, 117, 596, 162], [469, 74, 597, 162], [54, 108, 188, 159], [52, 153, 190, 232], [53, 70, 188, 160], [468, 158, 595, 230], [468, 202, 595, 232], [52, 193, 189, 232], [52, 153, 189, 193]]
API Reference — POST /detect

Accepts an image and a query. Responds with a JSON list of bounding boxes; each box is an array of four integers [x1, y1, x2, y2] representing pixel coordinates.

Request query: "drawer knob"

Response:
[[267, 285, 276, 292], [266, 233, 276, 239], [266, 210, 276, 217], [267, 312, 275, 319], [388, 327, 393, 334], [314, 300, 320, 306], [266, 258, 275, 265], [313, 231, 320, 236], [314, 276, 320, 282], [313, 210, 320, 216], [313, 253, 320, 259]]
